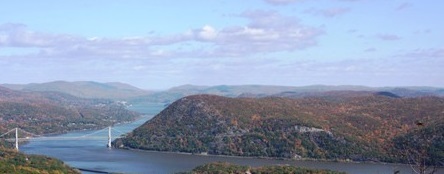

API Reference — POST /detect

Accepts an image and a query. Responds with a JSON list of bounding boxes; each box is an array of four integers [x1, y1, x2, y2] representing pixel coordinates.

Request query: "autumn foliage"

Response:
[[116, 94, 444, 164]]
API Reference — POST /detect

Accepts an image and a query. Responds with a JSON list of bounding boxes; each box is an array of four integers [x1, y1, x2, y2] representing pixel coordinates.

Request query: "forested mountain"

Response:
[[1, 81, 151, 99], [115, 94, 444, 165], [0, 86, 141, 173], [0, 86, 139, 135]]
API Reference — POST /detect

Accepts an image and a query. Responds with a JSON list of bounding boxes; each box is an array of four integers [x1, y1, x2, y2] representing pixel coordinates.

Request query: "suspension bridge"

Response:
[[0, 126, 126, 151]]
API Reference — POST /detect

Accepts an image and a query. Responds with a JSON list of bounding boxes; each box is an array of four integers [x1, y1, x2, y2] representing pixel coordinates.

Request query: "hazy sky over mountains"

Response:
[[1, 0, 443, 89]]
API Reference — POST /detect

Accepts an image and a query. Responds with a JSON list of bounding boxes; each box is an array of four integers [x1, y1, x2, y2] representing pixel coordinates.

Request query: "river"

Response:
[[20, 102, 439, 174]]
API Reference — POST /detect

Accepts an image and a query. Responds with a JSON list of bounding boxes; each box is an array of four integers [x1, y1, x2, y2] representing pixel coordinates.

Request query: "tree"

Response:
[[394, 121, 444, 174]]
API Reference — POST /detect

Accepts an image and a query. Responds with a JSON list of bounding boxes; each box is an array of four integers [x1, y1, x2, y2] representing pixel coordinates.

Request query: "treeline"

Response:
[[181, 162, 346, 174], [392, 122, 444, 168], [0, 147, 79, 173]]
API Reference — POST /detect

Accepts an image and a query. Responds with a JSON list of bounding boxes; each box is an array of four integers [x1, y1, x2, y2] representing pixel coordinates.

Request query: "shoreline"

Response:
[[110, 115, 441, 170], [114, 146, 422, 169], [19, 115, 443, 174]]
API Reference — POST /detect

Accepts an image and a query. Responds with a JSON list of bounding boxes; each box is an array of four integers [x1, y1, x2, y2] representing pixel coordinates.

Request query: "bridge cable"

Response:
[[0, 128, 17, 138], [111, 127, 127, 135], [80, 127, 109, 138]]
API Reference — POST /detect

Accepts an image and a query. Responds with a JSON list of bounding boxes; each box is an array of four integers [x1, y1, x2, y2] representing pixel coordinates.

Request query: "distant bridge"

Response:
[[0, 126, 126, 151]]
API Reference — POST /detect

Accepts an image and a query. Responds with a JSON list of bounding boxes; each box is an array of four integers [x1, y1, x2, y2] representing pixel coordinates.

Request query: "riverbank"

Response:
[[21, 118, 440, 174], [114, 145, 418, 170]]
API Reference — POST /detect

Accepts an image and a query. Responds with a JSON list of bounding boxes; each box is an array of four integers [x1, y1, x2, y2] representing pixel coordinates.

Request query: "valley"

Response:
[[1, 81, 443, 173]]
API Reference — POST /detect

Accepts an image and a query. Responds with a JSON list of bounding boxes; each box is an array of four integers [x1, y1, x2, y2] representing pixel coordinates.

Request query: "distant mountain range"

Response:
[[132, 84, 444, 104], [2, 81, 443, 103], [1, 81, 151, 99]]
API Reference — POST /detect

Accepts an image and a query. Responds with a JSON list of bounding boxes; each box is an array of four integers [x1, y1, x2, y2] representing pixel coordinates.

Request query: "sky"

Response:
[[0, 0, 443, 89]]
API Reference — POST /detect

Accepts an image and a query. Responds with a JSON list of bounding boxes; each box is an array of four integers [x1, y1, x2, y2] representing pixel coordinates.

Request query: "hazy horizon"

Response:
[[1, 0, 443, 89], [3, 80, 444, 91]]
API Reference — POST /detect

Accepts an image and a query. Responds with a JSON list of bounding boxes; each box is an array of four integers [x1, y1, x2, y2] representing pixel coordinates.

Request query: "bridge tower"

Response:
[[107, 126, 112, 148], [15, 128, 19, 151]]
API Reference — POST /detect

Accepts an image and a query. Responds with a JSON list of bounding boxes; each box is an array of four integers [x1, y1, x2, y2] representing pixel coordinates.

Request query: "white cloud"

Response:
[[0, 12, 320, 77], [189, 10, 322, 57], [196, 25, 218, 41], [0, 10, 322, 59], [0, 23, 83, 48]]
